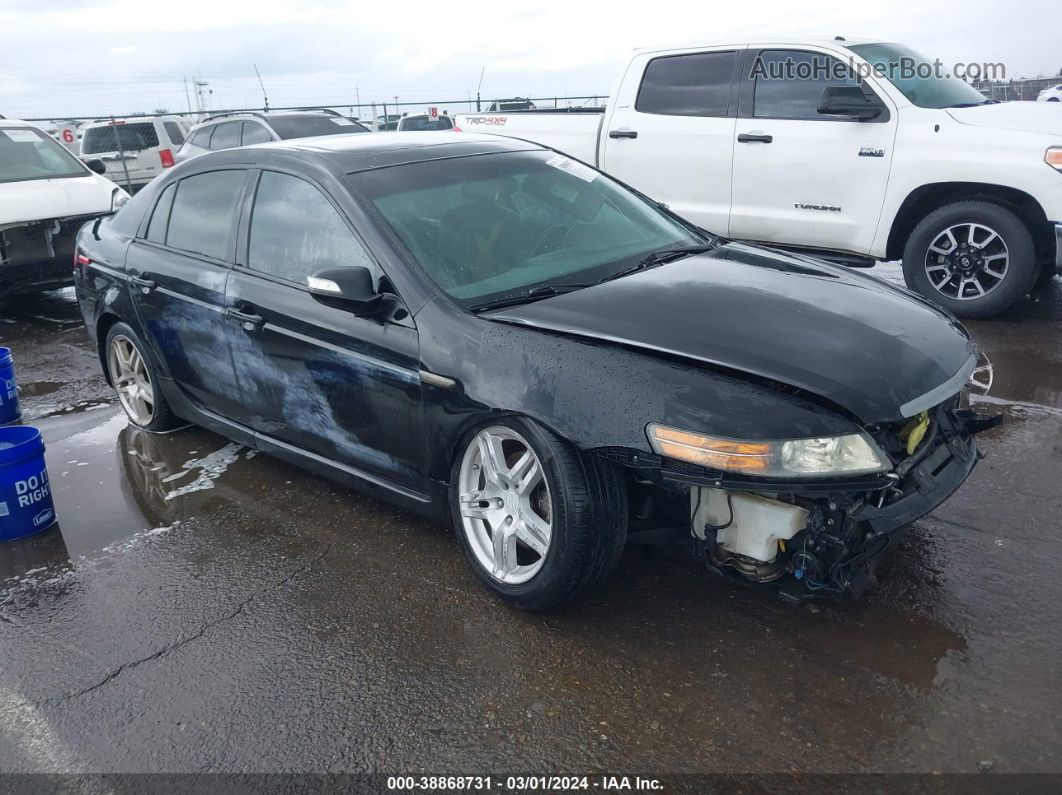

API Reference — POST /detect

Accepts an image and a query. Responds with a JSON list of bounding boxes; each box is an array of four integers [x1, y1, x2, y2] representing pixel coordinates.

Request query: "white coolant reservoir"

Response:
[[691, 488, 808, 563]]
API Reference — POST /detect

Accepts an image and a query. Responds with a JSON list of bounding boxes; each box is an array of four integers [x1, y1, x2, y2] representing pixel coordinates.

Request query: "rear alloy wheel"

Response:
[[450, 417, 627, 610], [105, 322, 179, 432], [903, 201, 1037, 318]]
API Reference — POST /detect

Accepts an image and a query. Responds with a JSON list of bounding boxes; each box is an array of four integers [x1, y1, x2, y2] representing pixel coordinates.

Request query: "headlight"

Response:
[[1046, 147, 1062, 173], [111, 188, 130, 212], [646, 423, 890, 478]]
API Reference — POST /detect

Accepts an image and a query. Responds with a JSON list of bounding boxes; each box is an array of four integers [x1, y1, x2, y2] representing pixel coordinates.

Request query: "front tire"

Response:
[[105, 322, 179, 432], [450, 417, 627, 610], [902, 201, 1037, 319]]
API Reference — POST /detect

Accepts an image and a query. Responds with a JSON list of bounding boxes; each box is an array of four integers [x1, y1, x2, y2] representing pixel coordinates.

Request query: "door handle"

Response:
[[737, 133, 773, 144], [227, 306, 264, 331], [608, 129, 638, 139], [129, 274, 157, 293]]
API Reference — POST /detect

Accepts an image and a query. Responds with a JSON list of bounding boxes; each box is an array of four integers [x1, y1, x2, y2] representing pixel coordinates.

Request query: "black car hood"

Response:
[[486, 243, 977, 423]]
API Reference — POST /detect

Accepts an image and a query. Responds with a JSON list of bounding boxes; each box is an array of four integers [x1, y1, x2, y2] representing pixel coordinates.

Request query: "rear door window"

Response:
[[241, 122, 272, 145], [636, 51, 737, 116], [145, 182, 176, 243], [248, 171, 375, 284], [209, 122, 242, 151], [163, 121, 185, 146], [166, 170, 246, 260], [81, 122, 160, 154]]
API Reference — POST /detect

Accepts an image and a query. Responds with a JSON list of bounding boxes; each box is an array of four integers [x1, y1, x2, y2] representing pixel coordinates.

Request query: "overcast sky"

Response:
[[1, 0, 1057, 121]]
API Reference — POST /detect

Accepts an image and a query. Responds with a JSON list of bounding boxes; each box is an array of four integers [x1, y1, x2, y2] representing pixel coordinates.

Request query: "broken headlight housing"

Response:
[[646, 423, 890, 478], [111, 188, 130, 212]]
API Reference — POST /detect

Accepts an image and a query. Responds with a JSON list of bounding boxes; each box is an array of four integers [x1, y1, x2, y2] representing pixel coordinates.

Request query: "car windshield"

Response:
[[0, 126, 87, 183], [81, 122, 159, 154], [848, 43, 990, 109], [353, 150, 703, 307], [401, 116, 454, 131], [267, 115, 369, 139]]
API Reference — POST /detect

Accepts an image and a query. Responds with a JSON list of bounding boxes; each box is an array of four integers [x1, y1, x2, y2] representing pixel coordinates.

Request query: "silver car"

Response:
[[175, 110, 369, 163]]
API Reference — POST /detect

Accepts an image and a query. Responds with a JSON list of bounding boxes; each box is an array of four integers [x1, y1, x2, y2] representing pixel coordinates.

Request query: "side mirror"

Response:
[[307, 266, 382, 314], [817, 86, 883, 121], [85, 158, 107, 175]]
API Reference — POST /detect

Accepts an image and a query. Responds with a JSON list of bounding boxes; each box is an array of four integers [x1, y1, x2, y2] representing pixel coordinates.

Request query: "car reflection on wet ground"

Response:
[[1, 270, 1061, 775]]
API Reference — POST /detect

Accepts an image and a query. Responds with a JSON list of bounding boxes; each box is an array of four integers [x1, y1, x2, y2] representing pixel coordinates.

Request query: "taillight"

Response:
[[159, 148, 175, 168], [452, 123, 462, 133], [74, 251, 90, 272]]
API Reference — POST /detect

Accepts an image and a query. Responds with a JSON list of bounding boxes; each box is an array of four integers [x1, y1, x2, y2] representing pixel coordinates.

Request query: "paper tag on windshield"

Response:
[[331, 118, 356, 126], [3, 129, 41, 143], [545, 154, 597, 183]]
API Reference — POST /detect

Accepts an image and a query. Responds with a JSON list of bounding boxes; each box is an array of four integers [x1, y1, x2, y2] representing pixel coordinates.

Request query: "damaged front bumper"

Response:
[[0, 215, 96, 295], [603, 404, 1001, 597]]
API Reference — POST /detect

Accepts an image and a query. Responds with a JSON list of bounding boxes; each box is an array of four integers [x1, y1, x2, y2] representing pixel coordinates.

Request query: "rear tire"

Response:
[[450, 416, 627, 610], [104, 322, 180, 432], [902, 201, 1037, 319]]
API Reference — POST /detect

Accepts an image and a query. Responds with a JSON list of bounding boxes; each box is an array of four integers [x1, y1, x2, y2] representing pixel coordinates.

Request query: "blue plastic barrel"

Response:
[[0, 347, 20, 426], [0, 426, 57, 541]]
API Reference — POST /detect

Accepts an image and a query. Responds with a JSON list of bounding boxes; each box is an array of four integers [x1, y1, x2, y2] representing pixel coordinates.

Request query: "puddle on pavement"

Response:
[[18, 380, 62, 398], [0, 407, 261, 583]]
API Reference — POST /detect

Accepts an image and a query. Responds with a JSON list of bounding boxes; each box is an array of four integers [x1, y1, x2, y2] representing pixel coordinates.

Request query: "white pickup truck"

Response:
[[456, 37, 1062, 318], [1, 119, 128, 296]]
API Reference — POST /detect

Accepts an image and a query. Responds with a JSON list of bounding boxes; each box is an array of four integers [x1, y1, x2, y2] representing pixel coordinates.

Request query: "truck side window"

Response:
[[752, 50, 861, 120], [635, 51, 737, 117]]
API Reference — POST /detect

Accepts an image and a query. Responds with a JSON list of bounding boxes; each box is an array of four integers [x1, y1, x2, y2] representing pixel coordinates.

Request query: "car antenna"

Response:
[[253, 64, 270, 112], [834, 35, 846, 41]]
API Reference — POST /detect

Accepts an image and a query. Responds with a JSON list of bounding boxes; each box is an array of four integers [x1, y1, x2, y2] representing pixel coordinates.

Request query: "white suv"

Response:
[[79, 116, 191, 193]]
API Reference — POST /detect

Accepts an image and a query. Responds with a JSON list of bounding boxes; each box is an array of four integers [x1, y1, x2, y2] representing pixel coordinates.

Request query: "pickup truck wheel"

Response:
[[451, 417, 627, 610], [903, 201, 1037, 319]]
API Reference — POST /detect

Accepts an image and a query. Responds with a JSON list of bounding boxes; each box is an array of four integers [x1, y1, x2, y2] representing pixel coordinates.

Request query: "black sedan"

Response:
[[75, 132, 998, 609]]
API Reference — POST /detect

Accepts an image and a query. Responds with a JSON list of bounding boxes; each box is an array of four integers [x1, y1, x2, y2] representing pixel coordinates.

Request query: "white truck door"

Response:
[[602, 47, 743, 237], [728, 48, 897, 255]]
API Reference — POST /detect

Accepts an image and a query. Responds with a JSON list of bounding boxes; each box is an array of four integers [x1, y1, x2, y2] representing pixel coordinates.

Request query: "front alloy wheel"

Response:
[[903, 200, 1037, 319], [450, 417, 627, 610], [923, 222, 1009, 301], [458, 426, 553, 584]]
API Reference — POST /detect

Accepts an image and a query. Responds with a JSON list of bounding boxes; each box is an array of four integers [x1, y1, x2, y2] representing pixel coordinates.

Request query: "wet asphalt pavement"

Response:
[[0, 269, 1061, 778]]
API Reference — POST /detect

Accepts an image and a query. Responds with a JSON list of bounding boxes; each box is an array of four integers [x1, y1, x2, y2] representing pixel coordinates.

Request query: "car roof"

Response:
[[188, 111, 349, 129], [189, 131, 545, 174], [0, 119, 45, 129], [81, 116, 185, 127], [634, 36, 885, 54]]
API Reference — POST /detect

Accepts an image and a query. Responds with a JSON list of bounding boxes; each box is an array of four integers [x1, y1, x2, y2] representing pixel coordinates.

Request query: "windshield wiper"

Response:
[[599, 243, 717, 284], [946, 99, 999, 108], [469, 283, 593, 313]]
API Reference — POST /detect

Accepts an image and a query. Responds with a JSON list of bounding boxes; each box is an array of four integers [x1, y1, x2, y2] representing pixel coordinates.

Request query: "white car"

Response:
[[79, 116, 191, 192], [1039, 85, 1062, 102], [457, 38, 1062, 318], [396, 112, 455, 131], [1, 119, 128, 295]]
